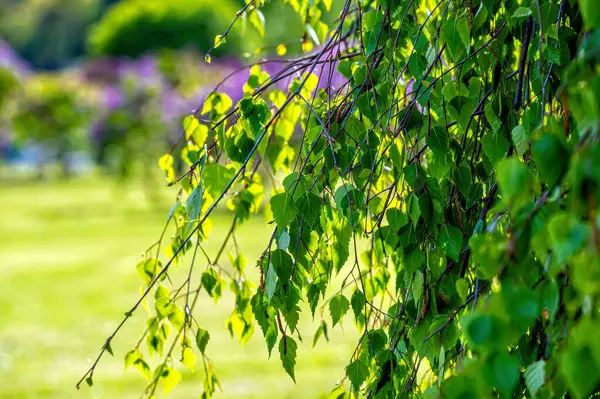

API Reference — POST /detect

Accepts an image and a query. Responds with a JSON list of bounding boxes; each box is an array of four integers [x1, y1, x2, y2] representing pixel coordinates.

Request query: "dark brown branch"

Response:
[[514, 17, 534, 110]]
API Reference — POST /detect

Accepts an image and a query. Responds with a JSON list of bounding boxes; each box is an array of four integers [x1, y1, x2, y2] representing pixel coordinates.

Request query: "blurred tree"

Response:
[[94, 85, 165, 179], [89, 57, 186, 202], [0, 66, 17, 109], [0, 0, 105, 69], [11, 74, 91, 177], [0, 0, 340, 68], [0, 66, 18, 159], [87, 0, 244, 58]]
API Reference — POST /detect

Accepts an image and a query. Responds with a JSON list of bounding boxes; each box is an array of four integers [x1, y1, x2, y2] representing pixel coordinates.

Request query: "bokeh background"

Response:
[[0, 0, 356, 397]]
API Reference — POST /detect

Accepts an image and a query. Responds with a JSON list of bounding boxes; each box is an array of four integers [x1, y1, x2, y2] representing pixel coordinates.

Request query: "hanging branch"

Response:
[[77, 0, 599, 397]]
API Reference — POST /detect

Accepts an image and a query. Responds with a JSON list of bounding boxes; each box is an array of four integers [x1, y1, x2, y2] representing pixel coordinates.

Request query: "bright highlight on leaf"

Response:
[[214, 34, 225, 49], [276, 44, 287, 56]]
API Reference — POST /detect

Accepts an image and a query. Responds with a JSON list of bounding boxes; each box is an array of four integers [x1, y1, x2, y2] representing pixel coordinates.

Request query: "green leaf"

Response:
[[426, 127, 449, 155], [497, 158, 531, 206], [183, 115, 209, 146], [444, 20, 465, 59], [455, 278, 469, 301], [345, 359, 369, 391], [297, 193, 322, 226], [484, 103, 502, 133], [85, 375, 93, 387], [270, 193, 298, 228], [213, 34, 225, 49], [280, 284, 301, 331], [196, 328, 210, 353], [186, 184, 202, 228], [482, 131, 510, 164], [454, 164, 472, 198], [277, 229, 290, 251], [438, 225, 463, 261], [482, 352, 519, 398], [442, 81, 458, 102], [329, 294, 350, 326], [331, 218, 352, 272], [181, 347, 196, 371], [524, 360, 545, 397], [473, 2, 488, 31], [279, 336, 298, 382], [350, 289, 366, 319], [242, 98, 271, 137], [511, 125, 529, 156], [512, 7, 533, 22], [365, 18, 384, 56], [413, 270, 424, 304], [334, 183, 363, 213], [168, 307, 185, 331], [456, 18, 470, 51], [470, 233, 506, 279], [430, 314, 459, 350], [405, 249, 425, 275], [407, 193, 421, 227], [161, 367, 182, 395], [579, 0, 600, 29], [202, 92, 233, 115], [305, 23, 321, 46], [562, 347, 600, 398], [265, 264, 278, 301], [251, 293, 270, 334], [248, 9, 265, 37], [386, 208, 408, 230], [133, 358, 151, 381], [270, 249, 293, 284], [201, 269, 218, 297], [539, 279, 559, 320], [203, 165, 235, 198], [559, 320, 600, 398], [183, 115, 199, 135], [503, 285, 540, 333], [532, 135, 569, 188], [313, 320, 329, 347], [438, 345, 446, 386], [266, 324, 278, 357], [462, 313, 504, 350], [547, 213, 589, 264], [136, 258, 158, 285], [158, 153, 174, 170], [124, 348, 142, 369]]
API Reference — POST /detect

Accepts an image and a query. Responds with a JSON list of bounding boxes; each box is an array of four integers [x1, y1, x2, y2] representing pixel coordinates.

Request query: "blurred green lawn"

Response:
[[0, 177, 358, 399]]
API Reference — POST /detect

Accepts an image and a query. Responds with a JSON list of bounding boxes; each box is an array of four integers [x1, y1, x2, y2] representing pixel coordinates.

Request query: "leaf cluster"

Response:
[[81, 0, 600, 398]]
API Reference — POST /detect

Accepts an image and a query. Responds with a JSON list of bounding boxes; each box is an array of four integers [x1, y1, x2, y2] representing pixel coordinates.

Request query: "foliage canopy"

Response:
[[87, 0, 242, 57], [80, 0, 600, 397]]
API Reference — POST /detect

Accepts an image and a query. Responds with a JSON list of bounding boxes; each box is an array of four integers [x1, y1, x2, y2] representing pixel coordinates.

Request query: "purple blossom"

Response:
[[162, 88, 188, 124], [87, 51, 346, 149], [0, 38, 30, 77], [214, 50, 346, 102], [118, 56, 164, 89], [102, 86, 124, 110]]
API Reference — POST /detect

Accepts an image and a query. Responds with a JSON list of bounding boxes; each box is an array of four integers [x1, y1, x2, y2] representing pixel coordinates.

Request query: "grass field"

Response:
[[0, 177, 358, 399]]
